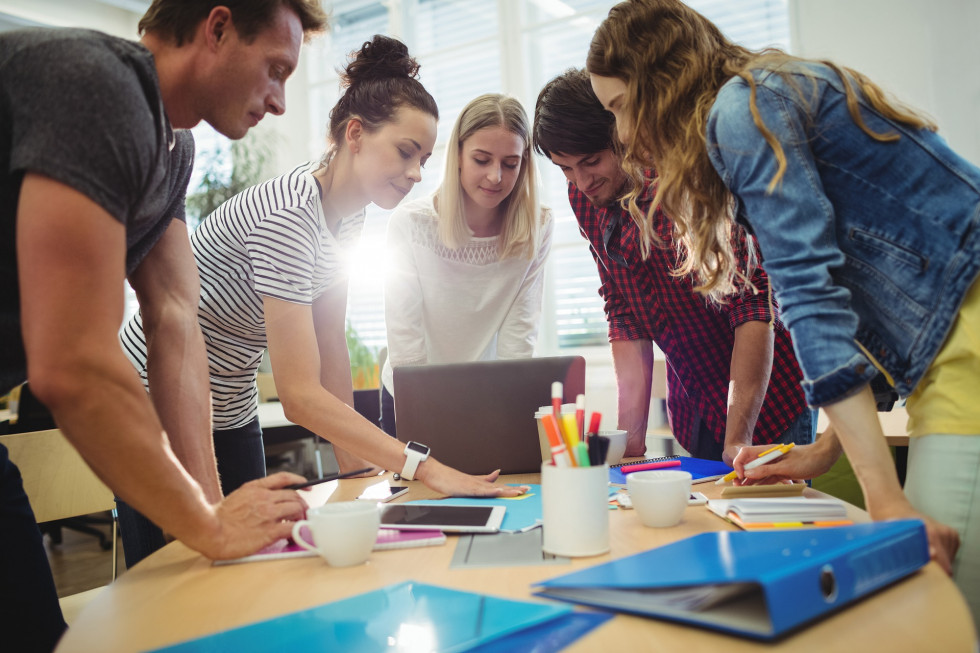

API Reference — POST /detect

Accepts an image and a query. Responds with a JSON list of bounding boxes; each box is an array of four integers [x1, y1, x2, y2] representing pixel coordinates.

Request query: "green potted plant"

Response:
[[186, 130, 273, 229], [346, 321, 379, 390]]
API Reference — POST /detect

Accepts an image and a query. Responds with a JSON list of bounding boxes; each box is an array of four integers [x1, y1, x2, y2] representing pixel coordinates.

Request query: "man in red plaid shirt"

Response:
[[533, 69, 812, 464]]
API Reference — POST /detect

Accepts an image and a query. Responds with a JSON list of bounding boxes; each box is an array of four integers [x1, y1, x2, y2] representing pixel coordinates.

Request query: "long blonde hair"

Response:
[[587, 0, 936, 302], [437, 94, 540, 260]]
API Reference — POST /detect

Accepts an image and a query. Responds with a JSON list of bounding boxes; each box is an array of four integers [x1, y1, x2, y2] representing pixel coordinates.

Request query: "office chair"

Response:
[[2, 382, 116, 550], [1, 426, 118, 624]]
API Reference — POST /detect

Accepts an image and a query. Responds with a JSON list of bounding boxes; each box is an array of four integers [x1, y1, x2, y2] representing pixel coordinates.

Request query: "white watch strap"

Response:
[[401, 451, 422, 481]]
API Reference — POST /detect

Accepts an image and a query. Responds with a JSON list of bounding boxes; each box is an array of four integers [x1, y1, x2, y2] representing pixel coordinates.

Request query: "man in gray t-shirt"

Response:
[[0, 2, 326, 651]]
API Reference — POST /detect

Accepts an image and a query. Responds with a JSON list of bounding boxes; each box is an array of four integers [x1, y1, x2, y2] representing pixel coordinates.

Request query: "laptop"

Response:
[[392, 357, 586, 475]]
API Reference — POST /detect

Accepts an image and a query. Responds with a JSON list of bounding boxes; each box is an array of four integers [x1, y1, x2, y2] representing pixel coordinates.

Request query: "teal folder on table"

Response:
[[535, 520, 928, 640], [152, 581, 609, 652]]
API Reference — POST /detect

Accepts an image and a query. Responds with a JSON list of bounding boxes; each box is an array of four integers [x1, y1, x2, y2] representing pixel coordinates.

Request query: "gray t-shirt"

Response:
[[0, 28, 194, 393]]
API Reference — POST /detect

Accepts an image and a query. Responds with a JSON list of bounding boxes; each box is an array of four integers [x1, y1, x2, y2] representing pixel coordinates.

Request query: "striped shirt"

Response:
[[120, 161, 365, 430]]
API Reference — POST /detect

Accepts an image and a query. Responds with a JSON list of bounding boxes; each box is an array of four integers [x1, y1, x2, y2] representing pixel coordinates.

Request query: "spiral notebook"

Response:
[[608, 456, 733, 486]]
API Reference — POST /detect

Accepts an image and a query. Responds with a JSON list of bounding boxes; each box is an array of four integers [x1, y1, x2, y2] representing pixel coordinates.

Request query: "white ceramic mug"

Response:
[[599, 429, 628, 465], [627, 470, 692, 528], [291, 501, 380, 567]]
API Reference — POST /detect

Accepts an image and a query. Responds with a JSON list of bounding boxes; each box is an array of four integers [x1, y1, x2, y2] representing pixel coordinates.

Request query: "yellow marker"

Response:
[[716, 443, 796, 485], [560, 413, 581, 466]]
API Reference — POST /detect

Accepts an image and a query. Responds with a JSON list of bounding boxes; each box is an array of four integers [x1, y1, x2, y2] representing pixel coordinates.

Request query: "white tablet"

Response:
[[379, 504, 506, 533]]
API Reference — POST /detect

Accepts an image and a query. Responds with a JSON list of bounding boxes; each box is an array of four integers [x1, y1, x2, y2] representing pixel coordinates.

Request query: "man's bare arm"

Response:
[[723, 321, 774, 466], [611, 339, 654, 457], [129, 219, 221, 503], [17, 174, 304, 558]]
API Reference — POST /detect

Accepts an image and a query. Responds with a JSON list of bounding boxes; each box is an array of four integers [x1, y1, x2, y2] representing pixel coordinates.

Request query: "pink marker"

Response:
[[620, 459, 682, 474], [575, 394, 586, 443]]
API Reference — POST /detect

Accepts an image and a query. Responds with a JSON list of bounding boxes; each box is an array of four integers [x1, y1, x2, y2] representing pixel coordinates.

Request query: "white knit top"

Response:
[[381, 193, 554, 395]]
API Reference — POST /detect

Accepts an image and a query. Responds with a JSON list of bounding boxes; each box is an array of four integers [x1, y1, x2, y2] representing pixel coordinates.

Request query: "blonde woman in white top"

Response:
[[382, 93, 555, 435]]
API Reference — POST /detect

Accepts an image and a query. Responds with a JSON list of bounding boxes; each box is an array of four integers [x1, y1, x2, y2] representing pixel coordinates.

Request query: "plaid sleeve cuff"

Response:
[[608, 316, 646, 341], [728, 287, 773, 329]]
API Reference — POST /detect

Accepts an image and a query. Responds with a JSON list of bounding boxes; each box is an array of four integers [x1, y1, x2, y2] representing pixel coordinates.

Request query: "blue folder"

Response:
[[535, 520, 929, 640], [152, 581, 606, 652], [608, 455, 733, 485]]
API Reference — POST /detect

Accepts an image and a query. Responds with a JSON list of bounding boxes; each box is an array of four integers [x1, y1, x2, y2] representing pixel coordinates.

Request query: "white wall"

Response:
[[790, 0, 980, 166]]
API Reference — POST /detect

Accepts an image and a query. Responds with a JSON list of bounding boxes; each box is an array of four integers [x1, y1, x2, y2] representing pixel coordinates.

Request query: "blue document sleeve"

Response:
[[535, 520, 929, 640]]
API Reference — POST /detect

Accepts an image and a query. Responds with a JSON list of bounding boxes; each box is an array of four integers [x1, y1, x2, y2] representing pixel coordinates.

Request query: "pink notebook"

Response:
[[213, 528, 447, 565]]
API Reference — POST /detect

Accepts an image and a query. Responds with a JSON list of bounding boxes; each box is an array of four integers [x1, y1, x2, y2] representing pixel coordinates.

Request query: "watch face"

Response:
[[406, 441, 430, 455]]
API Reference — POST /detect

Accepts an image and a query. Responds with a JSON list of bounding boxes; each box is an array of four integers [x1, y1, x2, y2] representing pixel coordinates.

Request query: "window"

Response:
[[311, 0, 790, 353]]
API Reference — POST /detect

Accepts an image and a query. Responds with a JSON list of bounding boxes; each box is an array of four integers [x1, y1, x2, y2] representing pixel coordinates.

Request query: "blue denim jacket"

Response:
[[706, 62, 980, 407]]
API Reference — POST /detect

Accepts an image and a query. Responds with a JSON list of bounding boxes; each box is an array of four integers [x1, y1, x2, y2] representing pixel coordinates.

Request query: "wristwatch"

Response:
[[400, 441, 431, 481]]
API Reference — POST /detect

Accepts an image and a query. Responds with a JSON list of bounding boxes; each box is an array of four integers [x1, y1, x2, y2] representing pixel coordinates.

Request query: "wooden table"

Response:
[[57, 474, 977, 652]]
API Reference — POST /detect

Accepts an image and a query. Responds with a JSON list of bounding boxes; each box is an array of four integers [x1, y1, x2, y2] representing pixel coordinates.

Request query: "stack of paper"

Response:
[[707, 498, 851, 529]]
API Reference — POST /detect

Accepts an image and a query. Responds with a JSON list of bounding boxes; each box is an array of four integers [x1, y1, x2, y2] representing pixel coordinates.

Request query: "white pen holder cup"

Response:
[[291, 501, 380, 567], [541, 462, 610, 557]]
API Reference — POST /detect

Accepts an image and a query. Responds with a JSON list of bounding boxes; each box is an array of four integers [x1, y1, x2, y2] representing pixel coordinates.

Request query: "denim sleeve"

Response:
[[706, 79, 878, 406]]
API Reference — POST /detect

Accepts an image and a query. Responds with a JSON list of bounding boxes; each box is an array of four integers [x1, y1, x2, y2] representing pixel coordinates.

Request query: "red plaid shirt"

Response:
[[568, 183, 807, 451]]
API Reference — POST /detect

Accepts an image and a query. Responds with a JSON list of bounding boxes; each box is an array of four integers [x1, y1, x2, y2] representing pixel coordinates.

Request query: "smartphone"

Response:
[[688, 492, 708, 506], [357, 481, 409, 503]]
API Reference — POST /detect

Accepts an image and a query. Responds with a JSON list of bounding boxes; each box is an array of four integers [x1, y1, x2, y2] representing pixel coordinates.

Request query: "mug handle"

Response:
[[291, 521, 316, 552]]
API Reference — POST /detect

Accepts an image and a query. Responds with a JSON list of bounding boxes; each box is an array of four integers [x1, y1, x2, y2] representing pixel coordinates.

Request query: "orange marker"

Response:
[[542, 414, 571, 467]]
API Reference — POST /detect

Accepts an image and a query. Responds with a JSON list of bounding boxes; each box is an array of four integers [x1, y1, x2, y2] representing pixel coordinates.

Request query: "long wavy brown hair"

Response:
[[586, 0, 935, 302]]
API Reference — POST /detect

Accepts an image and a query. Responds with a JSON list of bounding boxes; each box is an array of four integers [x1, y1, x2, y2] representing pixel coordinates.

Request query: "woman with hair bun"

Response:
[[380, 93, 554, 436], [119, 36, 527, 566]]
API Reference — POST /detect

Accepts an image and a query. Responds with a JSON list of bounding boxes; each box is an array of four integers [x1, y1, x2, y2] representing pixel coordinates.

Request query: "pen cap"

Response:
[[541, 462, 609, 557]]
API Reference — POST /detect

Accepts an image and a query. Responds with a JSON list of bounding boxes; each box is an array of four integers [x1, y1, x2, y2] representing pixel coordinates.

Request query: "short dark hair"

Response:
[[139, 0, 328, 46], [533, 68, 617, 159]]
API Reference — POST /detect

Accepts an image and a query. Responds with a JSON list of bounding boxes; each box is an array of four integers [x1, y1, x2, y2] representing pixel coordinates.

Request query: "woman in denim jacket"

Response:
[[586, 0, 979, 621]]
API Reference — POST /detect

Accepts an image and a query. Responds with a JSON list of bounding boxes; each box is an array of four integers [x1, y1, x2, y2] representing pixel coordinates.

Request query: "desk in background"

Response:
[[56, 472, 976, 653]]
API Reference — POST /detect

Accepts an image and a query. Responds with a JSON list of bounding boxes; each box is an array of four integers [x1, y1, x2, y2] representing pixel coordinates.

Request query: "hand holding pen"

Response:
[[717, 443, 795, 485]]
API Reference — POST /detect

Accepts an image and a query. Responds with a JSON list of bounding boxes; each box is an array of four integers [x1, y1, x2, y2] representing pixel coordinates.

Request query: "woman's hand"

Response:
[[872, 497, 960, 575], [416, 459, 529, 497], [732, 435, 841, 485]]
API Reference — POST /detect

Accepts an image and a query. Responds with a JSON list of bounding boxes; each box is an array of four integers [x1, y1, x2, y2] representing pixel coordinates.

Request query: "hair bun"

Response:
[[341, 35, 421, 88]]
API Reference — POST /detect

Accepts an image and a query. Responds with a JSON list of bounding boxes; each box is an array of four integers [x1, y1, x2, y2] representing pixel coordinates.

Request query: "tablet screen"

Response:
[[380, 505, 503, 532]]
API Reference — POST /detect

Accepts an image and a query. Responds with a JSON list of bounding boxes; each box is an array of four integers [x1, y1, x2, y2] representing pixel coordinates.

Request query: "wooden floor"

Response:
[[44, 515, 125, 598]]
